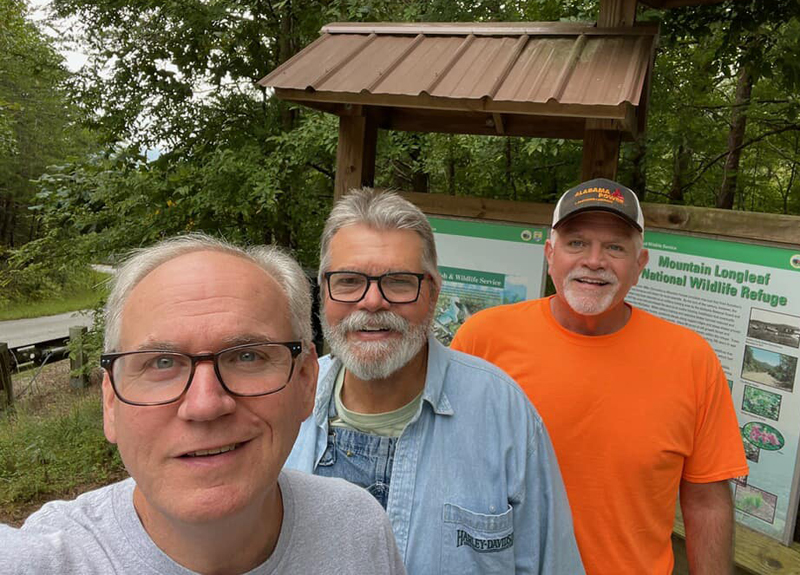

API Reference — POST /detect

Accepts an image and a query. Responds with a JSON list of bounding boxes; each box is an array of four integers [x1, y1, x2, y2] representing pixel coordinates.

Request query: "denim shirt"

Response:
[[285, 337, 584, 575]]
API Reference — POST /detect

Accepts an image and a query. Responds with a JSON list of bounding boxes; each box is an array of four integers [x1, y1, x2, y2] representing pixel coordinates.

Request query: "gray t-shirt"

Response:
[[0, 469, 405, 574]]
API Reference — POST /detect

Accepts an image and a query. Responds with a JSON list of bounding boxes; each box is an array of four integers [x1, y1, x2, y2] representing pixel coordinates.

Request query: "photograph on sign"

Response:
[[742, 345, 797, 393], [748, 308, 800, 349], [428, 216, 548, 345], [627, 230, 800, 543]]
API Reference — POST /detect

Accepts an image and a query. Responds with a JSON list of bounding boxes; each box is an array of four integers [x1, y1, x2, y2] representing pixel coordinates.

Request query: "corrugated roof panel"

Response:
[[376, 36, 467, 96], [316, 35, 417, 93], [259, 22, 658, 123], [496, 37, 581, 103], [561, 36, 646, 105], [263, 34, 369, 90], [432, 36, 520, 99]]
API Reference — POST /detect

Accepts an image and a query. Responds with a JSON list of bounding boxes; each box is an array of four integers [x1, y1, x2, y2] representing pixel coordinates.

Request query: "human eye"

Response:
[[384, 274, 416, 288], [566, 239, 586, 249], [235, 349, 263, 363], [138, 353, 185, 381], [331, 273, 364, 290]]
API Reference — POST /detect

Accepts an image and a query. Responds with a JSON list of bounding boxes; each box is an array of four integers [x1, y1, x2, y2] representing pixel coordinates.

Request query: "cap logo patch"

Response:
[[573, 186, 626, 207]]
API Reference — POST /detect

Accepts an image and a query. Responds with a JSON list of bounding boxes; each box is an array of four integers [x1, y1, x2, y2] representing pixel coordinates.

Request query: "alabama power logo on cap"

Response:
[[574, 186, 626, 206]]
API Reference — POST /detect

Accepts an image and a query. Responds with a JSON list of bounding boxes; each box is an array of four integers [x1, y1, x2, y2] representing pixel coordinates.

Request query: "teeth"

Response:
[[186, 444, 238, 457]]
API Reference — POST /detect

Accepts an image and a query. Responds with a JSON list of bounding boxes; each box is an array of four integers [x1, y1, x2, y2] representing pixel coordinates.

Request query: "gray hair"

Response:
[[104, 233, 312, 351], [319, 188, 441, 287]]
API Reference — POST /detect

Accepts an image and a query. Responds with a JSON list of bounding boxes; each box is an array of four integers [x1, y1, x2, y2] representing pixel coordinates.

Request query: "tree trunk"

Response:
[[669, 139, 691, 204], [277, 2, 297, 132], [447, 137, 456, 196], [505, 138, 517, 201], [630, 136, 647, 201], [717, 65, 754, 209], [0, 195, 8, 245], [407, 137, 429, 194]]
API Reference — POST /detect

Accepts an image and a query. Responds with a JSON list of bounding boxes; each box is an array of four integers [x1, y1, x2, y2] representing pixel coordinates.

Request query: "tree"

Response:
[[0, 0, 95, 248]]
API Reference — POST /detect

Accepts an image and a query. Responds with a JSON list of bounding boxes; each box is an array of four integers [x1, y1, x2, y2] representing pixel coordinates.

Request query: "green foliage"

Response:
[[0, 0, 97, 248], [3, 0, 798, 283], [0, 390, 124, 510]]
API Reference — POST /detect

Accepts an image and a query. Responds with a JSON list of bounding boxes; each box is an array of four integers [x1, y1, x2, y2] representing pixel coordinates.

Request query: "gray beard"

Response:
[[321, 310, 430, 380]]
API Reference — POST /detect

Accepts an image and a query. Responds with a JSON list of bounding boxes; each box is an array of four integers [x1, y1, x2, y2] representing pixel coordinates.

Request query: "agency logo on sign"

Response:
[[791, 254, 800, 269]]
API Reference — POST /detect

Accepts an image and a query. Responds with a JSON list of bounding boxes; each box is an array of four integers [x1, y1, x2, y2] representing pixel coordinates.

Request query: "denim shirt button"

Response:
[[489, 505, 496, 513]]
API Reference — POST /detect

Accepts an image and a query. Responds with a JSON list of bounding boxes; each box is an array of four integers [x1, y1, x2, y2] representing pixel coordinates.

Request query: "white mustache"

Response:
[[339, 310, 409, 334], [566, 268, 617, 285]]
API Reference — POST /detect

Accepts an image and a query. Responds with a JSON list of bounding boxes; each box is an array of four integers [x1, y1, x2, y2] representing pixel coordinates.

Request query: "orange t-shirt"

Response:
[[451, 297, 748, 575]]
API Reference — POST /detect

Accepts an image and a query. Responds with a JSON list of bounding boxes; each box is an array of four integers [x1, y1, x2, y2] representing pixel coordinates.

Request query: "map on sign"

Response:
[[428, 216, 548, 345], [627, 231, 800, 544]]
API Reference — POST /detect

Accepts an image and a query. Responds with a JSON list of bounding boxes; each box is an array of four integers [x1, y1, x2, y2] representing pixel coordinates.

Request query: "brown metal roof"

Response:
[[260, 22, 659, 140]]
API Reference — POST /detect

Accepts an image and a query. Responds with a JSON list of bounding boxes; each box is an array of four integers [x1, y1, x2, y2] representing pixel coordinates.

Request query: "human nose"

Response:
[[357, 278, 391, 312], [177, 360, 236, 421], [583, 242, 606, 269]]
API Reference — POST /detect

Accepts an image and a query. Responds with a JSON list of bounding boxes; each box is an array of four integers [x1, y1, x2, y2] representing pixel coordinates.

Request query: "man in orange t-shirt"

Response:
[[452, 178, 747, 575]]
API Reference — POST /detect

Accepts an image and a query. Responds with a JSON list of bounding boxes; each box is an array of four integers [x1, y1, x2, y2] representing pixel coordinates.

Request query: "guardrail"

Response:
[[0, 326, 89, 410]]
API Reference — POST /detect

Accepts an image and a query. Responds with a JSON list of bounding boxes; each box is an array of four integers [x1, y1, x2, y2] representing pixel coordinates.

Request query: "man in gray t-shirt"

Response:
[[0, 234, 405, 575]]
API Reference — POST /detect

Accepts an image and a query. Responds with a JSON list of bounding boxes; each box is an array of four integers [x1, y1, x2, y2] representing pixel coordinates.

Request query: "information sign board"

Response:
[[627, 231, 800, 543], [428, 216, 548, 345]]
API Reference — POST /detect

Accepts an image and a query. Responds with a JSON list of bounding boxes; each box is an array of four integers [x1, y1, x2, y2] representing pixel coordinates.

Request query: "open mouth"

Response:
[[181, 443, 242, 458], [574, 277, 611, 286]]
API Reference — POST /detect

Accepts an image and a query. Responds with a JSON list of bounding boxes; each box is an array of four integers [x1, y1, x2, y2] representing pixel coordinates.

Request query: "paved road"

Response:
[[0, 310, 95, 349]]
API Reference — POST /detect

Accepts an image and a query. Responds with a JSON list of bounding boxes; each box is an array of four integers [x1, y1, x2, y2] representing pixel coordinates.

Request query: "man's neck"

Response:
[[341, 344, 429, 414], [549, 296, 632, 336], [133, 484, 283, 574]]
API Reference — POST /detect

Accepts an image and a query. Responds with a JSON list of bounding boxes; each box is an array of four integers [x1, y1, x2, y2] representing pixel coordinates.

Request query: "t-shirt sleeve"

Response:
[[450, 312, 482, 354], [683, 347, 749, 482]]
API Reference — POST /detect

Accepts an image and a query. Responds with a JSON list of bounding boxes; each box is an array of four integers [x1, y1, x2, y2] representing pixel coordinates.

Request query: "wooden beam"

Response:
[[399, 191, 800, 247], [334, 109, 378, 200], [598, 0, 638, 26], [581, 128, 621, 180], [0, 342, 12, 410], [643, 204, 800, 246], [273, 88, 630, 122]]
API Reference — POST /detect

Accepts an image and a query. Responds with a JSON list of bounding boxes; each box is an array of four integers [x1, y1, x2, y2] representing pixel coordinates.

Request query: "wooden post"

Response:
[[334, 106, 378, 200], [581, 127, 621, 180], [69, 326, 88, 390], [0, 342, 12, 409], [580, 0, 637, 182], [598, 0, 638, 27]]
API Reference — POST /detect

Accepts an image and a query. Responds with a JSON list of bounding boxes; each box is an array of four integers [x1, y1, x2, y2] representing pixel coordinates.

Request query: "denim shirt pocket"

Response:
[[440, 503, 514, 574], [317, 431, 336, 467]]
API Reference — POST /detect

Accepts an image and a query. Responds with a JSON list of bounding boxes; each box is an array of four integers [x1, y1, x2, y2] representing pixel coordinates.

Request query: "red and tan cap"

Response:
[[552, 178, 644, 232]]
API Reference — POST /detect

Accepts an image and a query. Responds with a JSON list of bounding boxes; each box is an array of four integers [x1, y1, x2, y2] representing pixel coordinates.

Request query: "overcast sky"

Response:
[[29, 0, 88, 73]]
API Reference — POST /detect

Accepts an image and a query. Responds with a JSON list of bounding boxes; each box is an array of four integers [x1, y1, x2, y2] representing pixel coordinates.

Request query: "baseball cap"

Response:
[[551, 178, 644, 232]]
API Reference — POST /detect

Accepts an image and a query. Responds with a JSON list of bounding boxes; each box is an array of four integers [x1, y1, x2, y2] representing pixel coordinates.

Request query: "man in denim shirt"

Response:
[[285, 189, 583, 574]]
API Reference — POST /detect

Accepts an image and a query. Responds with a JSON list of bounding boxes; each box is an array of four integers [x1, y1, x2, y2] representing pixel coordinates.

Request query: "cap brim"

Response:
[[553, 206, 643, 232]]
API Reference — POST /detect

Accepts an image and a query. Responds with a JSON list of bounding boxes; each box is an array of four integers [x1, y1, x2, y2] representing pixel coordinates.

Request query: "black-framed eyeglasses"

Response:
[[324, 271, 426, 304], [100, 342, 303, 406]]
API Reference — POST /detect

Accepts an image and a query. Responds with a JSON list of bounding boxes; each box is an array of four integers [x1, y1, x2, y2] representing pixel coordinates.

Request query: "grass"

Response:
[[0, 362, 125, 526], [0, 269, 110, 321]]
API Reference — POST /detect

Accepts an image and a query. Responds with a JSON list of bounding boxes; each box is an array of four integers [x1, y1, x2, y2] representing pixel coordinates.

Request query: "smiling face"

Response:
[[102, 250, 317, 527], [546, 212, 648, 326], [321, 224, 438, 381]]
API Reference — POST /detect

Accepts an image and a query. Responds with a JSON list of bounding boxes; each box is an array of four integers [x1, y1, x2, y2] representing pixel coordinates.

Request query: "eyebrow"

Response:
[[134, 334, 277, 352]]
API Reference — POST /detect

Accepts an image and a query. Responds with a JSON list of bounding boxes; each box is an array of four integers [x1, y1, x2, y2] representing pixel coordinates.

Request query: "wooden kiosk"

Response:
[[261, 2, 800, 573]]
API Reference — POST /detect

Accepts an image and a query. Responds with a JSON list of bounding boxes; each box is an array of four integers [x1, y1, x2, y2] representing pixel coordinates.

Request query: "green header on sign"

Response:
[[428, 216, 547, 244], [644, 231, 800, 272], [439, 266, 505, 288]]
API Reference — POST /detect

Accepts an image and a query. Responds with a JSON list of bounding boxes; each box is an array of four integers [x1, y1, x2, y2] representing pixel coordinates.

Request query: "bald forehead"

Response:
[[120, 250, 291, 345]]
